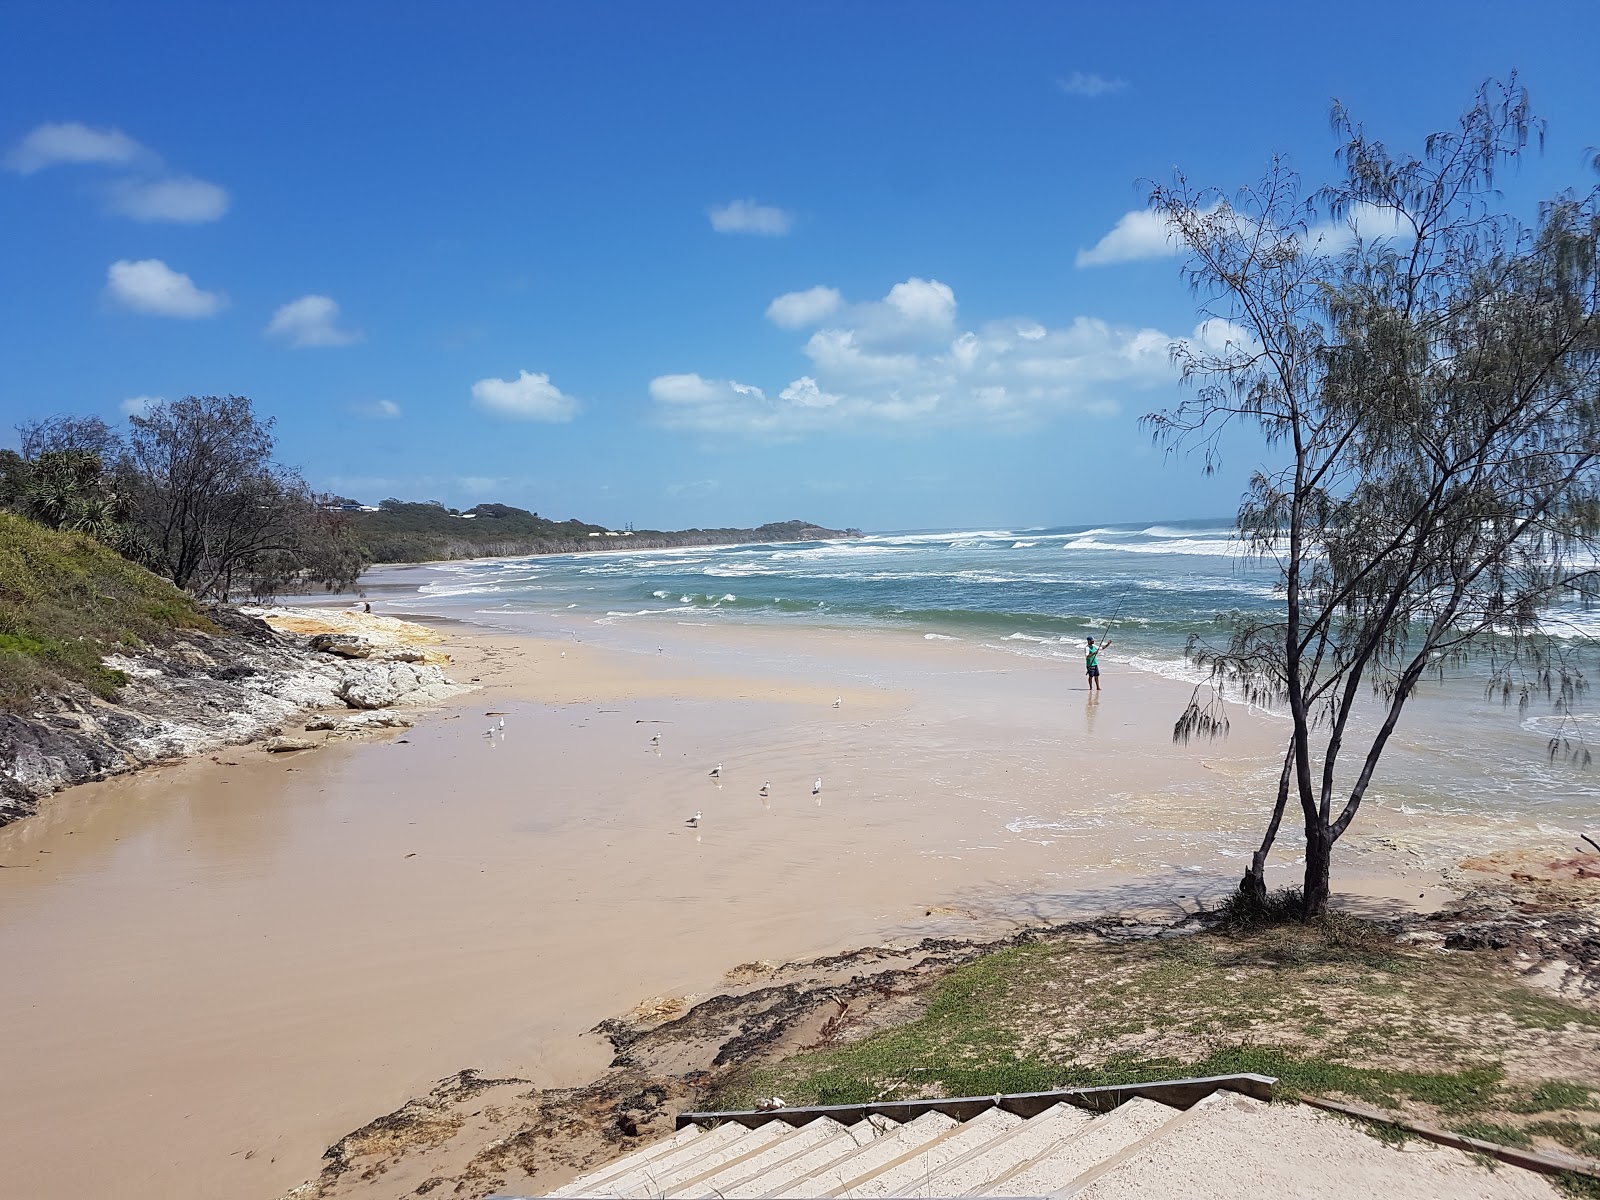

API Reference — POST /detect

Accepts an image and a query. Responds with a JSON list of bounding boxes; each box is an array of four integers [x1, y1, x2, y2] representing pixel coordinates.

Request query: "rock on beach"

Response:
[[0, 606, 472, 825]]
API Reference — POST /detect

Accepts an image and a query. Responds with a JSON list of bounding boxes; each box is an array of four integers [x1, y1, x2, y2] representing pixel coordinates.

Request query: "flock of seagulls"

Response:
[[664, 693, 841, 829], [680, 766, 823, 826]]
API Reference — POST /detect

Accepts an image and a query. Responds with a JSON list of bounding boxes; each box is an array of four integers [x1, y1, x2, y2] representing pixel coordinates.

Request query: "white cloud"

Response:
[[1302, 201, 1412, 253], [456, 476, 502, 494], [779, 376, 841, 408], [1080, 200, 1412, 270], [766, 285, 841, 329], [708, 198, 794, 236], [120, 394, 160, 416], [1056, 72, 1127, 97], [667, 479, 719, 498], [104, 259, 225, 318], [356, 399, 402, 419], [6, 121, 144, 173], [1077, 209, 1182, 267], [471, 370, 580, 422], [266, 294, 362, 347], [107, 175, 229, 223], [885, 277, 955, 326], [651, 277, 1184, 437]]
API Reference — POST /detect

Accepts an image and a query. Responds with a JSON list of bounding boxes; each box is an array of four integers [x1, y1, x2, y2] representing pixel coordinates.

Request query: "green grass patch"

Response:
[[1512, 1082, 1600, 1113], [710, 936, 1523, 1119], [0, 510, 215, 708]]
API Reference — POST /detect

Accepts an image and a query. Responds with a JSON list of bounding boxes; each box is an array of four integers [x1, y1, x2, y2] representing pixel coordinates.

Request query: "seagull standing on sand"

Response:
[[651, 734, 661, 746], [709, 763, 722, 778], [759, 782, 770, 797], [686, 810, 702, 827], [498, 717, 505, 729], [813, 777, 822, 795], [833, 697, 841, 709]]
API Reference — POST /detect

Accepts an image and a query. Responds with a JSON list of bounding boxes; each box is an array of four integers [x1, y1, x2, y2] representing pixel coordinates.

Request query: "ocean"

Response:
[[381, 519, 1597, 856]]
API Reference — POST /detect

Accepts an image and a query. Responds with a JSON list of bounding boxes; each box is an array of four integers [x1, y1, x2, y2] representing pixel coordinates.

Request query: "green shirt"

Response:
[[1086, 646, 1099, 668]]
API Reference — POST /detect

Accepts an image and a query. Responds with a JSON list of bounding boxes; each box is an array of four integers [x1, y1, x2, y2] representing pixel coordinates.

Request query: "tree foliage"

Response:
[[124, 395, 362, 601], [1146, 79, 1600, 916]]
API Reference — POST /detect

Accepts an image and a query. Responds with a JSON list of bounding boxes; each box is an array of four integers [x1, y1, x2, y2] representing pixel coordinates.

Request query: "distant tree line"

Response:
[[2, 395, 858, 597], [351, 503, 853, 564], [1, 395, 363, 602]]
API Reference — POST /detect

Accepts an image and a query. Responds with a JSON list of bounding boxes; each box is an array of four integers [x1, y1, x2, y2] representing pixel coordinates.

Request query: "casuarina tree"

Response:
[[1145, 79, 1600, 917]]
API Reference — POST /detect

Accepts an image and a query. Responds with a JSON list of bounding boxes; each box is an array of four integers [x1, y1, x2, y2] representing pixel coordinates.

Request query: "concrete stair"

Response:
[[544, 1078, 1567, 1199]]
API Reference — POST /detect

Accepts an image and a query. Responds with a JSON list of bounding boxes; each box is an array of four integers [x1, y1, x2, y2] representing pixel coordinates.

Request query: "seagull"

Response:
[[498, 717, 505, 729], [833, 697, 842, 709], [709, 763, 722, 778], [484, 727, 495, 738], [813, 777, 822, 795], [651, 734, 661, 746], [686, 810, 702, 827], [759, 782, 770, 797]]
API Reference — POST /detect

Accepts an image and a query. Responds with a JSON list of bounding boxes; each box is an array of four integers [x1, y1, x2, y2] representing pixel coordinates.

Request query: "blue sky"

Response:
[[3, 1, 1597, 532]]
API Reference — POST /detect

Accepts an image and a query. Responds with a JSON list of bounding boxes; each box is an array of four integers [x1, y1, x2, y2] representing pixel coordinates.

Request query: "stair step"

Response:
[[698, 1117, 906, 1198], [1073, 1093, 1269, 1199], [838, 1106, 1024, 1197], [668, 1117, 851, 1198], [910, 1102, 1094, 1196], [548, 1121, 712, 1196], [981, 1097, 1180, 1195], [773, 1111, 958, 1198], [580, 1120, 789, 1197]]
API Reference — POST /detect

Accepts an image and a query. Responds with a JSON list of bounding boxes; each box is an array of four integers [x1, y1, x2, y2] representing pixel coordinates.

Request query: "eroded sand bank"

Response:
[[0, 619, 1451, 1199]]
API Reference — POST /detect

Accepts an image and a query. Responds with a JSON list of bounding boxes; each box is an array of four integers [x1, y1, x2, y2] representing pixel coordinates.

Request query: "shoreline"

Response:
[[0, 611, 1538, 1199]]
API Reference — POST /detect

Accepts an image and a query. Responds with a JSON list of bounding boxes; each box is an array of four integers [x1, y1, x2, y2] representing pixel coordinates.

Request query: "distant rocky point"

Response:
[[341, 501, 858, 564]]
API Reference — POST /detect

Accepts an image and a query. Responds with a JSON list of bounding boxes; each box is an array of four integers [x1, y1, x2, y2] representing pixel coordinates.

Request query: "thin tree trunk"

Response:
[[1241, 738, 1295, 902]]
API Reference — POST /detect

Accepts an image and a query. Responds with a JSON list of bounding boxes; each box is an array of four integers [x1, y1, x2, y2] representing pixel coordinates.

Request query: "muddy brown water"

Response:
[[1, 625, 1423, 1198]]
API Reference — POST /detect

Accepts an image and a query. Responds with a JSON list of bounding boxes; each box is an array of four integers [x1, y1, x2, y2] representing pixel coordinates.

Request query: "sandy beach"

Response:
[[0, 616, 1459, 1199]]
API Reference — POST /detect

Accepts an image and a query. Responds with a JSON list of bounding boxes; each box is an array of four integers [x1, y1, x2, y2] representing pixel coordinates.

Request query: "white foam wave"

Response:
[[923, 633, 961, 640], [1140, 525, 1236, 539], [1064, 537, 1246, 558]]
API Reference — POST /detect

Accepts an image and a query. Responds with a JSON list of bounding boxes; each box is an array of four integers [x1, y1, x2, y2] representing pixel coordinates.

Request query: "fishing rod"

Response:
[[1100, 593, 1127, 645]]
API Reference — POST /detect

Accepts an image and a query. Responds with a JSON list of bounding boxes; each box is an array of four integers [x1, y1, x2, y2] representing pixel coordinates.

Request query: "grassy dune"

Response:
[[0, 511, 215, 709]]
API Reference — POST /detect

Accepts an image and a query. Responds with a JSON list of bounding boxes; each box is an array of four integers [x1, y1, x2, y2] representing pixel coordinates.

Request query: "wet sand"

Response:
[[0, 620, 1440, 1199]]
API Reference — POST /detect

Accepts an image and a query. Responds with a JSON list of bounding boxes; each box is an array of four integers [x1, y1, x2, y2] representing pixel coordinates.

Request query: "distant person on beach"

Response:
[[1086, 636, 1110, 691], [363, 602, 371, 613]]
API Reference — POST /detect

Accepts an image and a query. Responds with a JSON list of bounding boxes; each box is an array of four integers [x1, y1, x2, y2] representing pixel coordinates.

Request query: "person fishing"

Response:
[[1085, 635, 1111, 691]]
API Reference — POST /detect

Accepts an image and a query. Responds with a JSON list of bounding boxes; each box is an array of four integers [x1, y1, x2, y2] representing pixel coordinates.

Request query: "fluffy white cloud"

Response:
[[355, 399, 402, 419], [766, 285, 841, 329], [1076, 209, 1182, 267], [1056, 72, 1127, 97], [107, 175, 229, 223], [104, 259, 225, 318], [266, 295, 362, 347], [1081, 200, 1411, 270], [6, 122, 144, 173], [708, 198, 793, 236], [120, 394, 160, 416], [885, 277, 955, 327], [651, 277, 1186, 437], [471, 370, 580, 422], [1301, 201, 1412, 253]]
